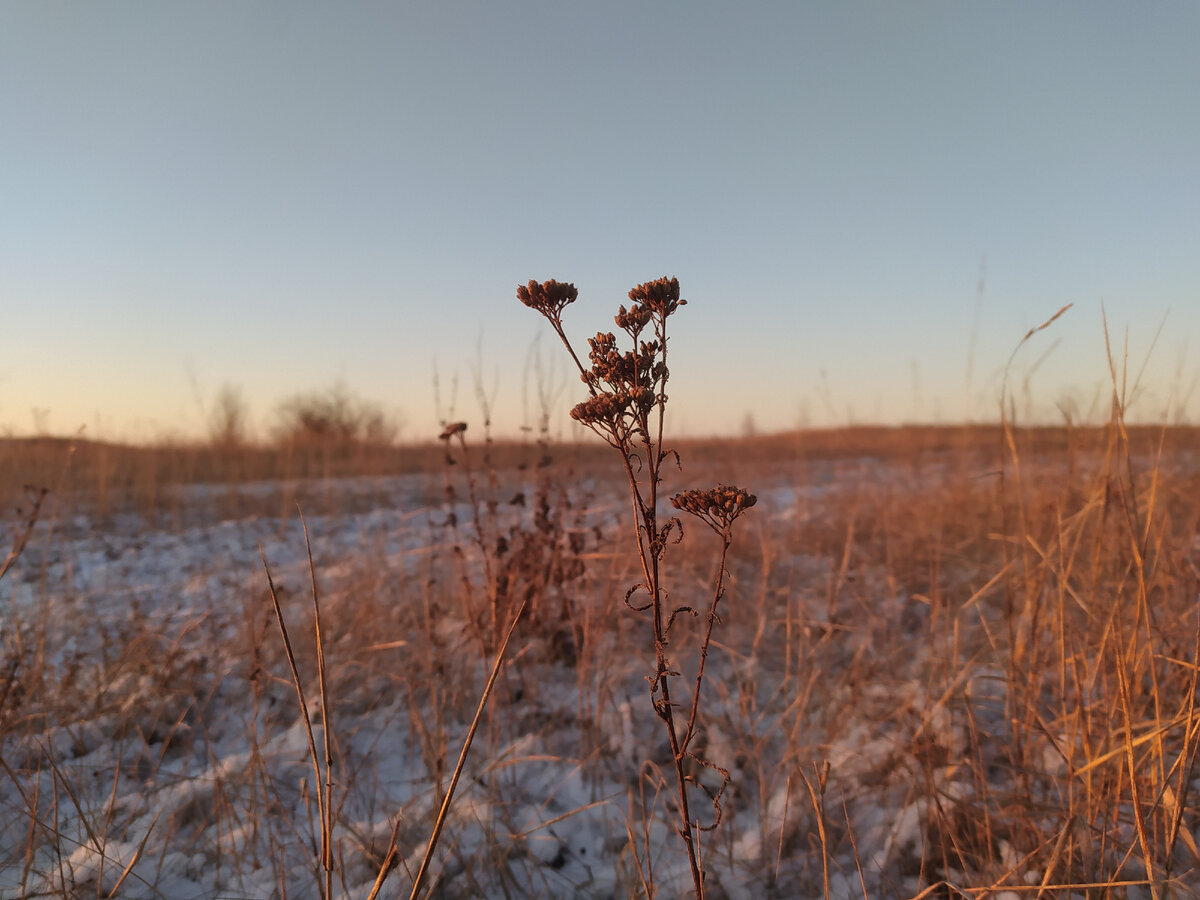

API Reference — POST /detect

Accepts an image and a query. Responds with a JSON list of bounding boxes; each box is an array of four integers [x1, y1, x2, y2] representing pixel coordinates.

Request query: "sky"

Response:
[[2, 2, 1197, 442]]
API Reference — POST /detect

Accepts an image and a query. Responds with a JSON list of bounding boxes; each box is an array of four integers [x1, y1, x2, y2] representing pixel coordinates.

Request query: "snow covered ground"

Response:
[[1, 452, 1194, 898]]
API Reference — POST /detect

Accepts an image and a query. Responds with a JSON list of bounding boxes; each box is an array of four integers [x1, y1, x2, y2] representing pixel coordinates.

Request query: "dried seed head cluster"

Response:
[[439, 421, 468, 440], [517, 279, 577, 320], [671, 485, 758, 536], [627, 276, 686, 318], [568, 393, 631, 429], [517, 277, 684, 447], [614, 303, 653, 335], [614, 277, 684, 338]]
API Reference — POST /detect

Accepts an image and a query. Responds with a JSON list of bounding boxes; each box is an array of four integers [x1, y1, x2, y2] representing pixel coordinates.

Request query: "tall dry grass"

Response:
[[2, 424, 1198, 896]]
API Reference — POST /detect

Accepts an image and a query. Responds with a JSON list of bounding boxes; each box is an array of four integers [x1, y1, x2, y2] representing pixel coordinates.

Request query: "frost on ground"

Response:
[[1, 451, 1197, 898]]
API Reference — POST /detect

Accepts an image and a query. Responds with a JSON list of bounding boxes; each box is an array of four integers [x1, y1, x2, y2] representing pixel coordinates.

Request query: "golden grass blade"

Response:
[[105, 813, 159, 899], [365, 817, 403, 900], [298, 506, 335, 900], [407, 594, 529, 899], [259, 544, 331, 899]]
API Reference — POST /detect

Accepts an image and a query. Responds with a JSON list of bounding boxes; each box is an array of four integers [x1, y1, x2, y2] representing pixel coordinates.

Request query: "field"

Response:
[[1, 421, 1199, 899]]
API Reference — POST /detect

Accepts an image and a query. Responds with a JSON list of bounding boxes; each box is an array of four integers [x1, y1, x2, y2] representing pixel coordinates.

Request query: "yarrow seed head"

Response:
[[584, 331, 636, 385], [628, 277, 686, 318], [569, 393, 630, 429], [615, 303, 654, 336], [517, 279, 578, 319], [671, 484, 758, 534]]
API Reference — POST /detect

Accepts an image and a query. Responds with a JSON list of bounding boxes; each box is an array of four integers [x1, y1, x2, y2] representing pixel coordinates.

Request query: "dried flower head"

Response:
[[671, 484, 758, 535], [615, 303, 654, 336], [628, 277, 686, 318], [517, 279, 578, 319], [583, 331, 637, 387], [569, 393, 630, 432], [439, 421, 468, 440]]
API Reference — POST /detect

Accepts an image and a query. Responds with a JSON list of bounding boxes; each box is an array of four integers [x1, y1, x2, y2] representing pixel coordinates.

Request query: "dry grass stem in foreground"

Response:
[[0, 487, 46, 584], [259, 512, 335, 900], [521, 276, 757, 898]]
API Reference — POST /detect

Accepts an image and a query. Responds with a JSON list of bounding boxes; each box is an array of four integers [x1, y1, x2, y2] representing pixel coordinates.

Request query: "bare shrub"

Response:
[[273, 382, 398, 446], [208, 383, 250, 448]]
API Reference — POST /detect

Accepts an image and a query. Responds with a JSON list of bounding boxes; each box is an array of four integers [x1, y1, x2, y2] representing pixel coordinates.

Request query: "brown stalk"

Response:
[[364, 817, 404, 900], [105, 813, 160, 899], [800, 762, 831, 900], [1115, 619, 1160, 900], [0, 486, 46, 583], [407, 593, 530, 898], [841, 794, 871, 900], [520, 277, 758, 898], [679, 531, 733, 754], [614, 439, 707, 893], [259, 544, 333, 900], [299, 508, 335, 900]]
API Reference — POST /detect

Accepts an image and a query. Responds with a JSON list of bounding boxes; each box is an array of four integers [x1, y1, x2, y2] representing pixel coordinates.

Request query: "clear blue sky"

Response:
[[2, 2, 1197, 441]]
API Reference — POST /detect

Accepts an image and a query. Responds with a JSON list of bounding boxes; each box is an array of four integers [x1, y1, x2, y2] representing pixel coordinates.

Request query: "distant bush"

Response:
[[208, 383, 250, 448], [273, 383, 398, 446]]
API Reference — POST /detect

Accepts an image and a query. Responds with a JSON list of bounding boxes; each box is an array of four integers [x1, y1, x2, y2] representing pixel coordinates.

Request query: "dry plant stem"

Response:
[[299, 508, 335, 900], [680, 533, 733, 754], [842, 796, 871, 900], [365, 817, 404, 900], [1163, 619, 1200, 864], [407, 594, 530, 899], [521, 279, 742, 899], [612, 384, 706, 892], [622, 805, 655, 900], [259, 545, 334, 900], [451, 431, 500, 642], [105, 813, 160, 899], [1115, 620, 1160, 900], [800, 762, 831, 900], [612, 443, 705, 892], [0, 486, 46, 583]]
